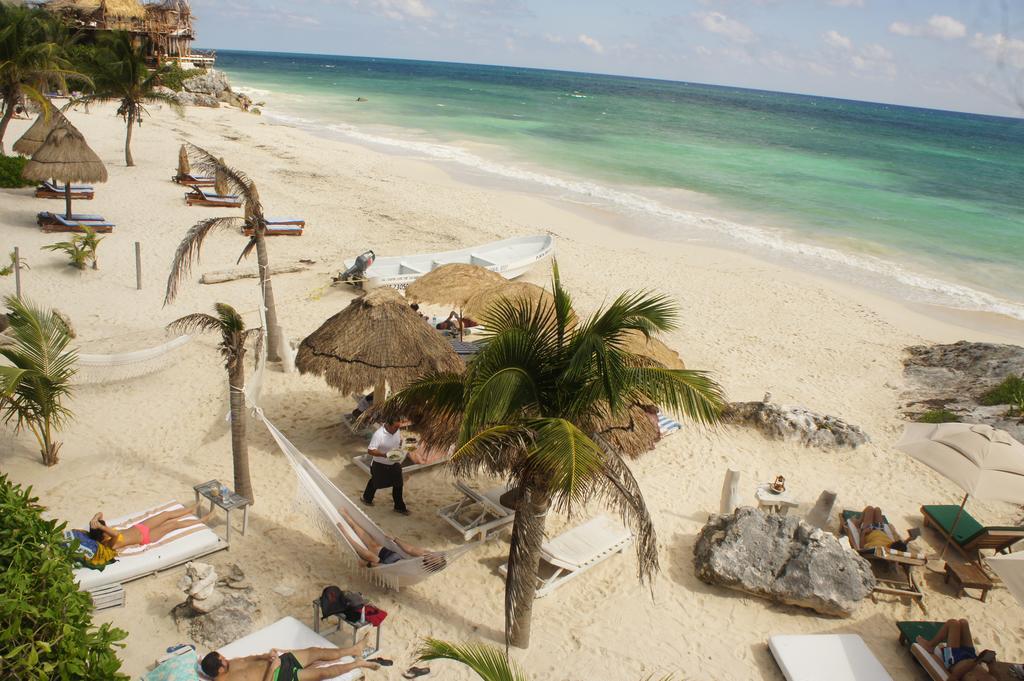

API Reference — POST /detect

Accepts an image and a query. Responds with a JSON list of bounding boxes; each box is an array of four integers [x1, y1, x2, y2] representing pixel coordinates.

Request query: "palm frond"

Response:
[[417, 639, 529, 681], [166, 312, 222, 336], [185, 144, 259, 206], [164, 216, 244, 304], [0, 366, 27, 395], [620, 365, 724, 427], [447, 424, 532, 480], [236, 236, 258, 264], [520, 418, 606, 507]]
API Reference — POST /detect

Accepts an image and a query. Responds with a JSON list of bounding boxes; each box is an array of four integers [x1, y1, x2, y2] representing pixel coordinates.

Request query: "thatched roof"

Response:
[[13, 107, 67, 157], [463, 281, 555, 318], [177, 144, 190, 175], [296, 287, 463, 394], [621, 330, 685, 369], [405, 264, 505, 308], [214, 163, 228, 196], [589, 403, 662, 458], [45, 0, 146, 18], [21, 123, 107, 184]]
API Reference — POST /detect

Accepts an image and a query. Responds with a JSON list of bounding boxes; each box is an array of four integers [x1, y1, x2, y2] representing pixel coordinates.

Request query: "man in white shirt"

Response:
[[361, 419, 409, 514]]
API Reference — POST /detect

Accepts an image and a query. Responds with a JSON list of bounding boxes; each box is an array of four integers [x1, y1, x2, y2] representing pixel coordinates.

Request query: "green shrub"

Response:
[[157, 63, 205, 92], [0, 154, 33, 188], [980, 374, 1024, 406], [916, 409, 961, 423], [0, 474, 127, 680]]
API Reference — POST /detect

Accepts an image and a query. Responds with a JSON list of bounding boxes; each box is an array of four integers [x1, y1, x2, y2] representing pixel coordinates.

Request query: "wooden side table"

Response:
[[194, 480, 250, 544], [311, 599, 381, 654], [945, 561, 994, 602]]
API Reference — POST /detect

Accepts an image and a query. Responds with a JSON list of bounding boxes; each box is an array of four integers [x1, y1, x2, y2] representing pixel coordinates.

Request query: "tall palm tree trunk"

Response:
[[507, 483, 551, 648], [228, 360, 254, 502], [254, 233, 282, 362], [0, 96, 15, 156], [64, 182, 73, 220], [124, 115, 134, 167]]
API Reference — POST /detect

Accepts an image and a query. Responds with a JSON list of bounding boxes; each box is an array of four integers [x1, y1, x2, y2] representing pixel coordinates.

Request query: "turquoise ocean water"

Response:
[[216, 50, 1024, 320]]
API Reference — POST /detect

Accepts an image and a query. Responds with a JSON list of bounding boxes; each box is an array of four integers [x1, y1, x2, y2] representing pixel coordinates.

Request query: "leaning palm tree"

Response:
[[0, 295, 77, 466], [382, 264, 725, 648], [79, 31, 180, 166], [164, 146, 283, 361], [168, 303, 262, 503], [0, 5, 86, 154]]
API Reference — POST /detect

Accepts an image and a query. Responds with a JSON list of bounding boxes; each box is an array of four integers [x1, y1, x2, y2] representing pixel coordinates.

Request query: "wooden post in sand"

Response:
[[720, 469, 741, 515], [134, 242, 142, 290], [805, 490, 837, 530], [13, 247, 21, 298]]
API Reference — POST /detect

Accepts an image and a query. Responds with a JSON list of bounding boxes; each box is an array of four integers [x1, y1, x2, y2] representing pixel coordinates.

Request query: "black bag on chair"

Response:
[[320, 586, 365, 621]]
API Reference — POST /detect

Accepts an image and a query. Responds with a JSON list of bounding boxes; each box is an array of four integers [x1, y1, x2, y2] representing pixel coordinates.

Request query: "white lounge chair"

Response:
[[73, 502, 227, 607], [351, 446, 450, 476], [499, 514, 632, 598], [657, 412, 681, 436], [438, 481, 515, 541], [206, 616, 368, 681], [769, 634, 895, 681]]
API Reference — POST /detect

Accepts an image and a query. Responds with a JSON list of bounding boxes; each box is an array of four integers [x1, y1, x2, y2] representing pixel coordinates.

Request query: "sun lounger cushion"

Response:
[[897, 621, 944, 648], [215, 616, 363, 681], [37, 211, 105, 222], [769, 634, 895, 681], [911, 642, 948, 681], [921, 505, 1021, 545], [542, 515, 632, 571], [74, 502, 225, 591], [41, 181, 93, 192], [657, 412, 681, 435]]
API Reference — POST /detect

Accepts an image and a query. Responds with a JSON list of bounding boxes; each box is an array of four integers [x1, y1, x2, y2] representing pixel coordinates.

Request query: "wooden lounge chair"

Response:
[[38, 213, 114, 233], [243, 218, 305, 236], [35, 180, 94, 200], [438, 481, 515, 541], [841, 509, 926, 603], [172, 172, 215, 187], [37, 211, 105, 225], [897, 621, 1023, 681], [498, 514, 632, 598], [184, 186, 242, 207], [769, 634, 895, 681], [921, 505, 1024, 559]]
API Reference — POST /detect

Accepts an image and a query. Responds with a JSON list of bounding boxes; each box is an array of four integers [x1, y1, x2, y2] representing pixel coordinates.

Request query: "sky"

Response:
[[191, 0, 1024, 116]]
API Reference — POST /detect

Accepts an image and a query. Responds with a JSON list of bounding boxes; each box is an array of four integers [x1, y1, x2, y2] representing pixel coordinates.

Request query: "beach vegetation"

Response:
[[168, 303, 263, 503], [980, 374, 1024, 412], [915, 409, 960, 423], [0, 296, 76, 466], [158, 62, 205, 92], [165, 146, 285, 362], [42, 225, 103, 270], [0, 153, 33, 187], [75, 31, 181, 166], [0, 249, 28, 277], [0, 473, 128, 680], [383, 263, 725, 647]]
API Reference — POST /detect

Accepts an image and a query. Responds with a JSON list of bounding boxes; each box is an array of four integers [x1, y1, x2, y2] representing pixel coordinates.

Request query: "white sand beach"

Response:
[[2, 101, 1023, 680]]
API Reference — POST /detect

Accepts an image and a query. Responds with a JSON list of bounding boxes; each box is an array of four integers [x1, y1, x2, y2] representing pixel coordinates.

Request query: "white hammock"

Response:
[[74, 335, 192, 384], [255, 410, 481, 589]]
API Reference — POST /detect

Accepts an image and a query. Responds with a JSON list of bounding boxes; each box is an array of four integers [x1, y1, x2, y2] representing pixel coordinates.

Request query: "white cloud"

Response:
[[350, 0, 435, 21], [971, 32, 1024, 69], [807, 61, 835, 76], [823, 30, 852, 50], [889, 15, 965, 40], [578, 33, 605, 54], [861, 43, 891, 60], [827, 0, 864, 6], [695, 11, 755, 44], [694, 45, 712, 57], [543, 33, 565, 45]]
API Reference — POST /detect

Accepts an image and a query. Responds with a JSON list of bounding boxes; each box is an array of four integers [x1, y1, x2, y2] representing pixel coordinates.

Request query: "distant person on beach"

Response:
[[361, 419, 410, 514], [853, 506, 920, 551], [436, 311, 478, 331], [200, 634, 380, 680], [915, 620, 998, 681], [350, 392, 373, 419], [337, 509, 443, 570], [87, 505, 210, 550]]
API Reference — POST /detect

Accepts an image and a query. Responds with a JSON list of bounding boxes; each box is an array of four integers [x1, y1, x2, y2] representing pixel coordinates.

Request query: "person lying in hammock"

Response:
[[338, 509, 446, 571], [87, 504, 212, 551], [200, 632, 381, 680]]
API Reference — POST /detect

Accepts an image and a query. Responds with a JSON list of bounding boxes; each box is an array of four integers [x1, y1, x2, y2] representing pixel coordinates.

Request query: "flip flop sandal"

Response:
[[367, 657, 394, 667], [403, 667, 430, 679]]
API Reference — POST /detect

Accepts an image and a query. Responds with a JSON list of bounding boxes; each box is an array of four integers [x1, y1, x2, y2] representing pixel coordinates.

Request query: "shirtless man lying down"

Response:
[[200, 633, 380, 681]]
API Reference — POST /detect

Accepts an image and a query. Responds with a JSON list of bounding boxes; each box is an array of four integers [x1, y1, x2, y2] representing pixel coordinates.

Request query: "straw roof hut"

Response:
[[43, 0, 146, 19], [214, 163, 229, 196], [588, 403, 662, 458], [13, 108, 67, 157], [463, 281, 555, 318], [296, 287, 463, 398], [22, 123, 107, 185], [405, 264, 506, 308], [621, 329, 686, 369]]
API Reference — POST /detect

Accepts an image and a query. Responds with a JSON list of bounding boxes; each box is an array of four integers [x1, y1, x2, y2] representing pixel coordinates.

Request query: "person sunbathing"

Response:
[[916, 619, 998, 681], [87, 504, 210, 551], [200, 633, 381, 680], [853, 506, 920, 552], [337, 509, 445, 570]]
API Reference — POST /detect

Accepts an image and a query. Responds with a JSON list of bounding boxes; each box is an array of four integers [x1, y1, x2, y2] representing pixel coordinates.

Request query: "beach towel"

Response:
[[64, 529, 117, 569]]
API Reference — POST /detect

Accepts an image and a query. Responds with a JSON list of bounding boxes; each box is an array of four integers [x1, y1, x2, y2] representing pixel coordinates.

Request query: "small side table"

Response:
[[755, 483, 799, 515], [945, 561, 993, 602], [194, 480, 250, 544], [311, 599, 382, 655]]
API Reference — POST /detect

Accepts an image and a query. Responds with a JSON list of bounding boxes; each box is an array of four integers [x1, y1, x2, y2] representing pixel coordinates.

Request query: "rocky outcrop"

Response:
[[156, 69, 257, 111], [172, 562, 259, 649], [182, 69, 231, 96], [902, 341, 1024, 440], [722, 401, 869, 449], [694, 507, 875, 617]]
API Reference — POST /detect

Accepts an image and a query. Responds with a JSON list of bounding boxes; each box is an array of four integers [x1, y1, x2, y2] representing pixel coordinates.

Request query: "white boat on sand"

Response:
[[349, 234, 554, 290]]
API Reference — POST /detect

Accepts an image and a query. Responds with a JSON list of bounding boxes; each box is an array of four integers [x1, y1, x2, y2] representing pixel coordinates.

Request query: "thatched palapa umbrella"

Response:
[[621, 329, 686, 370], [296, 287, 463, 404], [589, 403, 662, 458], [462, 281, 555, 319], [406, 263, 506, 339], [21, 123, 107, 220], [13, 107, 67, 157], [215, 159, 229, 196], [177, 144, 190, 176]]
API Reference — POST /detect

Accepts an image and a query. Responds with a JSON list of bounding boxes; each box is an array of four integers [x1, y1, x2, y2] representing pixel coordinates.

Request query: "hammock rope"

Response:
[[73, 335, 192, 384]]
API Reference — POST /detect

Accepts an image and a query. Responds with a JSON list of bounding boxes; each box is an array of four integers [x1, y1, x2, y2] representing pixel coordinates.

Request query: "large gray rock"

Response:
[[694, 507, 875, 617], [173, 592, 259, 649], [722, 401, 869, 449], [183, 69, 231, 96]]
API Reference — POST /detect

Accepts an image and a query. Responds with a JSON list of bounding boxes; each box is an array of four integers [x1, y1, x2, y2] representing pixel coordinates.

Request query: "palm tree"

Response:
[[168, 303, 262, 503], [79, 31, 180, 166], [0, 5, 85, 154], [164, 146, 284, 361], [417, 639, 677, 680], [383, 264, 725, 648], [0, 295, 77, 466]]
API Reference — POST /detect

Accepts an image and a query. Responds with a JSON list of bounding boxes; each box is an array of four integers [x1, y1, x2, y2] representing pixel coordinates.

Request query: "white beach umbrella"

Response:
[[987, 552, 1024, 607], [896, 423, 1024, 556]]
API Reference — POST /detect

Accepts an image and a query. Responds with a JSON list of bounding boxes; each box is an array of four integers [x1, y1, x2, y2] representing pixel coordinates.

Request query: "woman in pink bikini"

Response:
[[88, 504, 211, 550]]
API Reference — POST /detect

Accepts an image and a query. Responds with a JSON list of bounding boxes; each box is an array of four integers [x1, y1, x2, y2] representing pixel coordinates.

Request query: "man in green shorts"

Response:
[[200, 633, 380, 680]]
